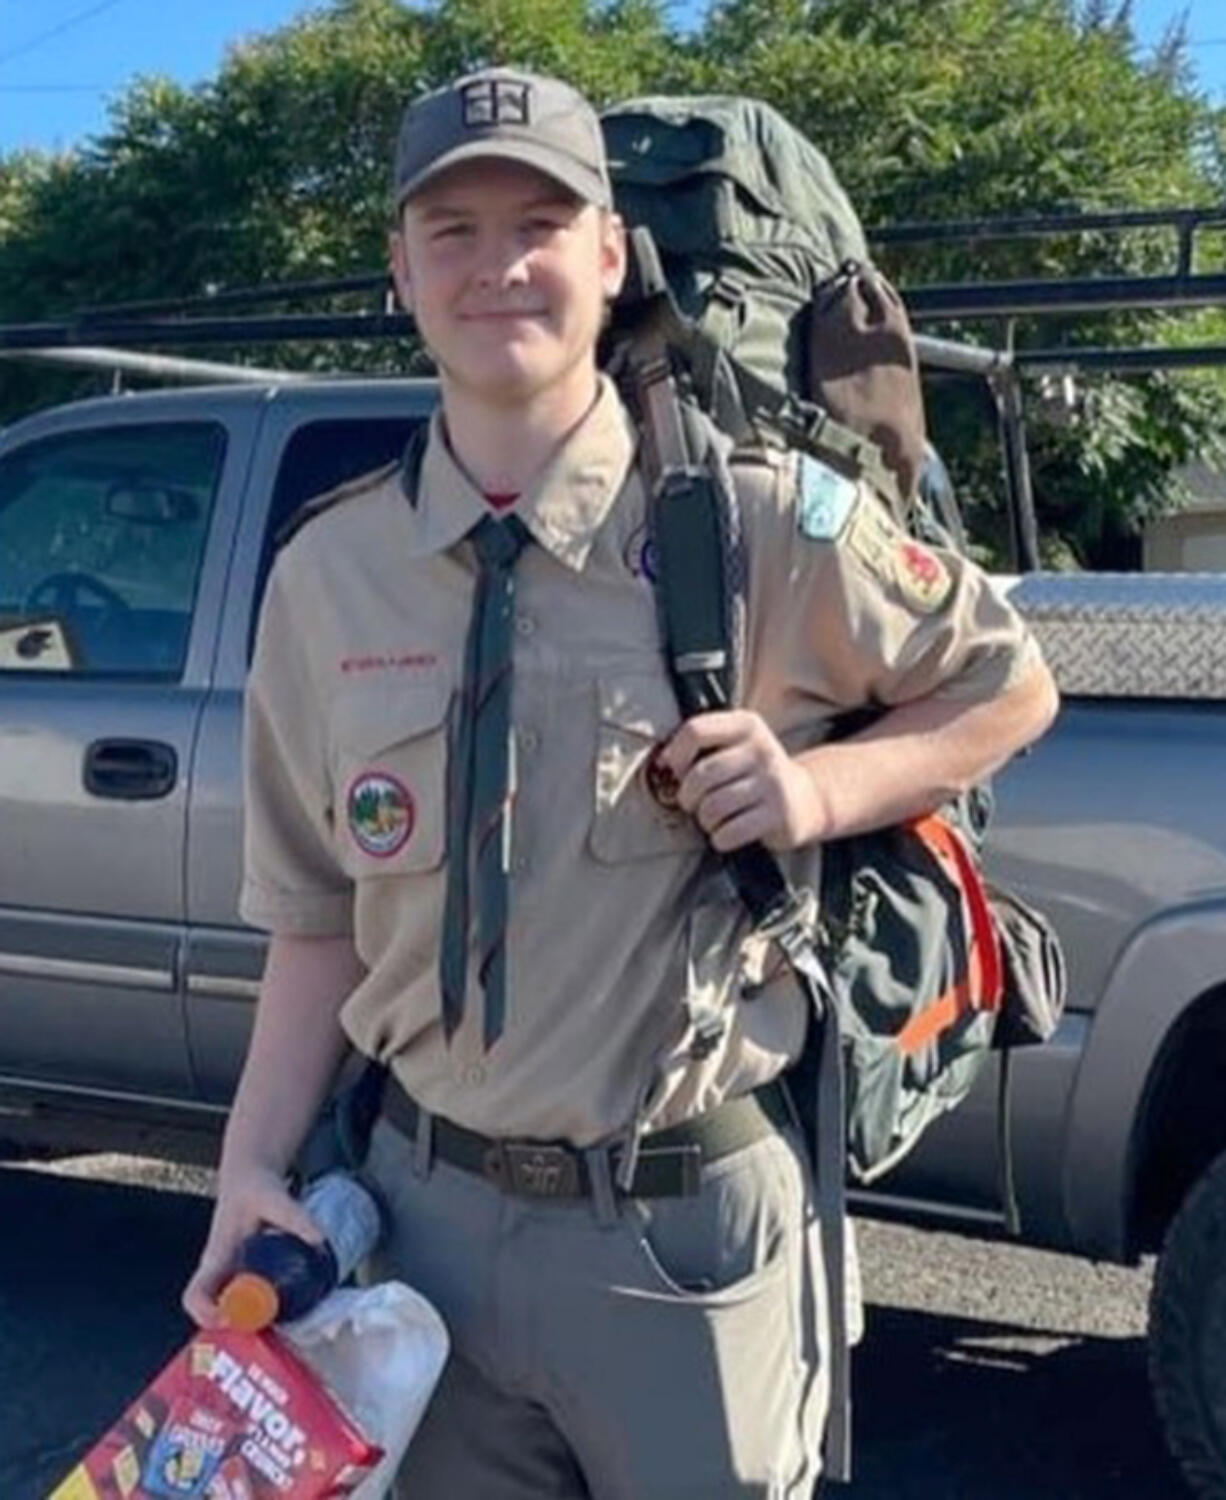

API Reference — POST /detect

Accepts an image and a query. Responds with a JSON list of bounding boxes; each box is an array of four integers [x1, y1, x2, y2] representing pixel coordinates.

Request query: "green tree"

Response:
[[693, 0, 1226, 566], [3, 0, 1225, 567], [0, 0, 683, 320]]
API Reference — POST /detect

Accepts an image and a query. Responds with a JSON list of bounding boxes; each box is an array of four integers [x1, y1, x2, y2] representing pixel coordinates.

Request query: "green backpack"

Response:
[[601, 93, 930, 519], [600, 94, 1066, 1485]]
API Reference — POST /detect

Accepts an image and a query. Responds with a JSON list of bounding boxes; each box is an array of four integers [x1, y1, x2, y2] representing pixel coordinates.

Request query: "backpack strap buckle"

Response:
[[795, 402, 831, 448], [673, 649, 727, 675], [688, 1008, 728, 1061]]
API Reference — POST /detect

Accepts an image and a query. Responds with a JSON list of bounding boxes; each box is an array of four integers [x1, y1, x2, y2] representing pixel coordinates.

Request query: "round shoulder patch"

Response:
[[622, 521, 659, 583], [896, 539, 952, 612], [348, 770, 415, 857]]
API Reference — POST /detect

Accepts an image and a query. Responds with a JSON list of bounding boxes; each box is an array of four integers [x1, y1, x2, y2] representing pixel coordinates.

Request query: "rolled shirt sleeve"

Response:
[[238, 558, 353, 936]]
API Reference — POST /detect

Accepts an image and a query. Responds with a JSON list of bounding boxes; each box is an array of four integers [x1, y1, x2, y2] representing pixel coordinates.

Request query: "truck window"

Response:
[[251, 416, 426, 656], [0, 422, 226, 679]]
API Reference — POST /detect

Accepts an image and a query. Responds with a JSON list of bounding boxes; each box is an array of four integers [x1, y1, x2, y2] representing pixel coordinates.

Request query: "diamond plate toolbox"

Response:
[[1005, 572, 1226, 699]]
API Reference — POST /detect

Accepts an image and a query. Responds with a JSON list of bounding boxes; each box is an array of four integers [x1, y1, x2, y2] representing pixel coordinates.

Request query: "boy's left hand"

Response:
[[661, 710, 821, 853]]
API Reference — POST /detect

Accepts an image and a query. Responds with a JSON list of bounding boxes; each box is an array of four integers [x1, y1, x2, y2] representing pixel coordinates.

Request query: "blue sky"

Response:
[[1, 0, 1223, 156]]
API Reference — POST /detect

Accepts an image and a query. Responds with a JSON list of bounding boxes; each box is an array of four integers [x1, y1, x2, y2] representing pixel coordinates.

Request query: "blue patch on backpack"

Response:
[[796, 454, 859, 541]]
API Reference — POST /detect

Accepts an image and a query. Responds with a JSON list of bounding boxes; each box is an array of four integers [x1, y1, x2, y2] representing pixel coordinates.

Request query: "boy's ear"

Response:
[[601, 211, 628, 302], [389, 229, 413, 312]]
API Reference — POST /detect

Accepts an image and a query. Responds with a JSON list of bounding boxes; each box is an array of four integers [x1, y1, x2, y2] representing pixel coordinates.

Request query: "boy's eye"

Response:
[[432, 222, 472, 240]]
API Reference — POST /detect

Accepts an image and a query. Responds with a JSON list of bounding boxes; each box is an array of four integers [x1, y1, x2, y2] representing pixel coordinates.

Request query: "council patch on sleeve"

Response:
[[896, 538, 952, 612], [845, 497, 953, 613], [796, 453, 860, 541]]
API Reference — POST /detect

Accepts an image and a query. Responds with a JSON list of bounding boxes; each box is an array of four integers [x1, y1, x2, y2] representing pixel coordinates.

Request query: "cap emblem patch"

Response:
[[461, 78, 531, 128]]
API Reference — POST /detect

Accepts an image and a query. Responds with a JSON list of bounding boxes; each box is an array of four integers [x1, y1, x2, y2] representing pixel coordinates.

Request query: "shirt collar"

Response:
[[402, 376, 637, 571]]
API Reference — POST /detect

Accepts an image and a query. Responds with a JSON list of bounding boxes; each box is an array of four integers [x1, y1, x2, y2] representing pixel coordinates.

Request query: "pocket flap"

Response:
[[598, 672, 682, 741], [332, 674, 451, 758], [591, 671, 701, 864]]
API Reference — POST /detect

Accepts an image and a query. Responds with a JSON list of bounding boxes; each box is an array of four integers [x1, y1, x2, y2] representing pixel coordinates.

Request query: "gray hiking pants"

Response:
[[362, 1108, 831, 1498]]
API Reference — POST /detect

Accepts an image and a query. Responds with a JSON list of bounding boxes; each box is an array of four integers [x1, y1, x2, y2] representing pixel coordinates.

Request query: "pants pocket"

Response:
[[627, 1134, 795, 1300], [609, 1135, 821, 1495]]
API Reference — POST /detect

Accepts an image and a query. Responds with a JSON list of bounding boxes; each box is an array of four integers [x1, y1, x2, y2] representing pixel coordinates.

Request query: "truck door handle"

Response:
[[84, 739, 178, 800]]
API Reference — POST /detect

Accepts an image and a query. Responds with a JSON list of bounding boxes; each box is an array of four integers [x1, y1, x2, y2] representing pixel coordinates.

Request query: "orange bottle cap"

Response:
[[218, 1271, 281, 1333]]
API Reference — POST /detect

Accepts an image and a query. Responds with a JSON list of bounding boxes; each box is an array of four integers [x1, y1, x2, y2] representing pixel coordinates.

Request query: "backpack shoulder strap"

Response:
[[619, 231, 852, 1482]]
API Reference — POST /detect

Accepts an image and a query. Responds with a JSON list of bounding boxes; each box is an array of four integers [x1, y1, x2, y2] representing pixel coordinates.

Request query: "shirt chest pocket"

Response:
[[589, 671, 706, 863], [330, 676, 451, 876]]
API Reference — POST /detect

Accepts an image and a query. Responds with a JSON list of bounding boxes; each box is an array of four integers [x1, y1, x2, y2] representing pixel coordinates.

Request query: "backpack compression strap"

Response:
[[721, 349, 907, 522], [622, 238, 853, 1483], [607, 225, 906, 522]]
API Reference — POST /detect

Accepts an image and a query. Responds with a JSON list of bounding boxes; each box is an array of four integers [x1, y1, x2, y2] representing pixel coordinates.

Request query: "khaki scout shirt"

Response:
[[240, 377, 1042, 1146]]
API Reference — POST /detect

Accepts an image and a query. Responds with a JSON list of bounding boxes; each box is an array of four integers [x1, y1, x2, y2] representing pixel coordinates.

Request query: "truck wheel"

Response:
[[1150, 1148, 1226, 1498]]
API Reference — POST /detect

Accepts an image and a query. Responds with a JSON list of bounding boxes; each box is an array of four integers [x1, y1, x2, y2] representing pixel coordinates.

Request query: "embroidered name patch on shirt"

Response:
[[796, 454, 859, 541]]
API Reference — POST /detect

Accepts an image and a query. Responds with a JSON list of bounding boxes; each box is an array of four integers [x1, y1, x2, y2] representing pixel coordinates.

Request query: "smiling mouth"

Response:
[[460, 309, 548, 322]]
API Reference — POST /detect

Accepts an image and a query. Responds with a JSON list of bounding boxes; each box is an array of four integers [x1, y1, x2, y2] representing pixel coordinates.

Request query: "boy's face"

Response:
[[391, 158, 625, 408]]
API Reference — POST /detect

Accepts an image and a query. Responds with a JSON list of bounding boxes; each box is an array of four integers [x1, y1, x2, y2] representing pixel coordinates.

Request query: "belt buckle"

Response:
[[487, 1142, 581, 1198]]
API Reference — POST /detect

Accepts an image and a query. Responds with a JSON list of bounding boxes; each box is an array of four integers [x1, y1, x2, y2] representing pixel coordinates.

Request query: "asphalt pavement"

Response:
[[1, 1153, 1187, 1499]]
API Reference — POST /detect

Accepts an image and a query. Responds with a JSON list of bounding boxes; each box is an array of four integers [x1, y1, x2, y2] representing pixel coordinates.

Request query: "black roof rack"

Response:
[[0, 203, 1214, 344], [7, 206, 1226, 573]]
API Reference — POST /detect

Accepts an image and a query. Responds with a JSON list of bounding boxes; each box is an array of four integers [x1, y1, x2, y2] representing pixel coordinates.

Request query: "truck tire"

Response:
[[1149, 1147, 1226, 1498]]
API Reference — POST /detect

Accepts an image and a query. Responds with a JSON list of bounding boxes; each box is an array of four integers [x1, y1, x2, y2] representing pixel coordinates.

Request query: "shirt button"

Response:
[[515, 613, 536, 638], [512, 853, 530, 874], [464, 1064, 486, 1087], [518, 728, 539, 753]]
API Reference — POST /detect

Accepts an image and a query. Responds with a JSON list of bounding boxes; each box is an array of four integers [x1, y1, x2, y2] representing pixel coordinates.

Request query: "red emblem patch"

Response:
[[896, 540, 951, 611], [903, 542, 938, 581]]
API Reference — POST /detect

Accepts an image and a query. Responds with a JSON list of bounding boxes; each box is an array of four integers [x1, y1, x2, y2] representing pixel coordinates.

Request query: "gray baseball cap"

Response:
[[393, 67, 612, 212]]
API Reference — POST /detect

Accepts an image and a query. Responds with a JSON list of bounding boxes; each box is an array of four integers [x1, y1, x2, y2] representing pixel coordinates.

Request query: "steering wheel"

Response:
[[25, 570, 131, 617]]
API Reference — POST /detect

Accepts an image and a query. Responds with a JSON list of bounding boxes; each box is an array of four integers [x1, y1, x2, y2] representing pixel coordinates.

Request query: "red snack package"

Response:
[[203, 1457, 256, 1500], [47, 1325, 383, 1500]]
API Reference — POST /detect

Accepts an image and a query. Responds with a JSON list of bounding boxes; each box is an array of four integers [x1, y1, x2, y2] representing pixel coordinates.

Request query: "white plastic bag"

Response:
[[282, 1280, 449, 1499]]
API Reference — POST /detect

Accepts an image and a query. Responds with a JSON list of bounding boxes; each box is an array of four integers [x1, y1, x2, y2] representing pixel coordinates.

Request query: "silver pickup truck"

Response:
[[2, 379, 1225, 1493]]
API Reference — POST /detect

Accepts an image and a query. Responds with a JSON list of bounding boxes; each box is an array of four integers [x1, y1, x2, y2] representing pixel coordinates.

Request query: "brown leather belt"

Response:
[[379, 1072, 792, 1200]]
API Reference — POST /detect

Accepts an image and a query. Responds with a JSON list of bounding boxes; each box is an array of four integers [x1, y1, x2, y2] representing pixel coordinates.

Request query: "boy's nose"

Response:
[[475, 237, 530, 288]]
